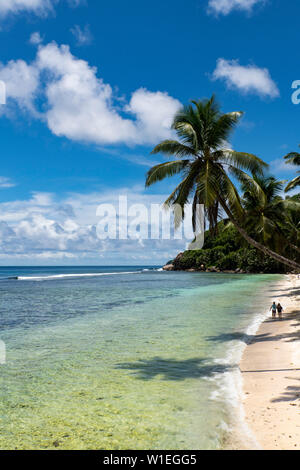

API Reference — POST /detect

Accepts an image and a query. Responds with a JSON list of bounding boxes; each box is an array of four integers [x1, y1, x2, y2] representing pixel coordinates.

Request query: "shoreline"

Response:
[[163, 264, 287, 275], [232, 274, 300, 450]]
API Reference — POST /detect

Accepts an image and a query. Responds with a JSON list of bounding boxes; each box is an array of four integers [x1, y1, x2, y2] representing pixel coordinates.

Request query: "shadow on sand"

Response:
[[271, 378, 300, 403], [206, 310, 300, 345]]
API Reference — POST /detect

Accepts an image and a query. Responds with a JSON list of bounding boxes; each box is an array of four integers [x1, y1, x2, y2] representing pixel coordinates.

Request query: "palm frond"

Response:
[[165, 160, 202, 229], [208, 112, 243, 150], [150, 140, 196, 158], [284, 151, 300, 166], [145, 160, 190, 187], [285, 175, 300, 192], [172, 109, 200, 152], [218, 150, 268, 175], [215, 165, 244, 219], [229, 167, 267, 207]]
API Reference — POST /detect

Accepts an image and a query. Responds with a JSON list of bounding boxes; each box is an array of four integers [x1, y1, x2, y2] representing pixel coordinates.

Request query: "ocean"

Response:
[[0, 266, 282, 449]]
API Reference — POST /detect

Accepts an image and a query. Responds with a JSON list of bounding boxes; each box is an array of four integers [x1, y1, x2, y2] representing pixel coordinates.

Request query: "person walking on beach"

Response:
[[270, 302, 277, 318], [277, 302, 284, 320]]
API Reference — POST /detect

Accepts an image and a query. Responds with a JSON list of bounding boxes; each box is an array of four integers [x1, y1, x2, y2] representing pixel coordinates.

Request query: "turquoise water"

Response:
[[0, 267, 282, 449]]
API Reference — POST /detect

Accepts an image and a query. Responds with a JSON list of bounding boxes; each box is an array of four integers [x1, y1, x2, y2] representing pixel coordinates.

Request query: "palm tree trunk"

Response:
[[217, 195, 300, 272]]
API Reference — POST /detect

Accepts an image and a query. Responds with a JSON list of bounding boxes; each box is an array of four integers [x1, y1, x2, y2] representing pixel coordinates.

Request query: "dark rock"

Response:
[[162, 264, 175, 271], [207, 266, 218, 272], [172, 252, 184, 270]]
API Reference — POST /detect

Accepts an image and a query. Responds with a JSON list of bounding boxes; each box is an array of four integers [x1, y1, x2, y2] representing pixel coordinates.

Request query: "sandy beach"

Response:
[[239, 274, 300, 450]]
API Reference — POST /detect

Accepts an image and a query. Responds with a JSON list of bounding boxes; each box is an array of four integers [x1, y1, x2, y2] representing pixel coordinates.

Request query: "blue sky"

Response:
[[0, 0, 299, 265]]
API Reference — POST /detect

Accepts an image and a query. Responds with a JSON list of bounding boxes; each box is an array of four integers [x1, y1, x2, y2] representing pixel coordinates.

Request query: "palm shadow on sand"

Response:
[[115, 357, 234, 381], [207, 310, 300, 345], [206, 332, 259, 344], [271, 378, 300, 403]]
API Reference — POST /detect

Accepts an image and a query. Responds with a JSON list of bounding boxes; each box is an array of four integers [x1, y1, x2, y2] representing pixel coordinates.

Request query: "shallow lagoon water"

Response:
[[0, 267, 282, 449]]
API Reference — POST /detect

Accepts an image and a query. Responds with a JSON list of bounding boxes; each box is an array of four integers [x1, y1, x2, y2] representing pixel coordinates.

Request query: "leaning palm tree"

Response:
[[284, 146, 300, 192], [241, 174, 300, 256], [145, 96, 300, 271]]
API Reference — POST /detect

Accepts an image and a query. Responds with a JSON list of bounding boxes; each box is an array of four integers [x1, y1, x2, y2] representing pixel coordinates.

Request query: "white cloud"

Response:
[[70, 24, 93, 46], [126, 88, 181, 145], [0, 189, 188, 263], [0, 0, 85, 18], [0, 41, 181, 147], [213, 58, 279, 98], [29, 31, 43, 45], [0, 0, 54, 17], [208, 0, 264, 16], [0, 58, 40, 113], [0, 177, 16, 188], [269, 158, 296, 175]]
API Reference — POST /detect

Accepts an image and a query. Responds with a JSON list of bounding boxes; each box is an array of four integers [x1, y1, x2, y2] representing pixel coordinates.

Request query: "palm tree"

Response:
[[284, 193, 300, 255], [145, 96, 300, 271], [284, 146, 300, 192], [240, 174, 300, 256], [241, 175, 285, 250]]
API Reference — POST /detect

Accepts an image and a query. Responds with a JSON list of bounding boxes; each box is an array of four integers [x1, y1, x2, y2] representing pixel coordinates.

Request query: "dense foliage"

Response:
[[170, 223, 286, 273]]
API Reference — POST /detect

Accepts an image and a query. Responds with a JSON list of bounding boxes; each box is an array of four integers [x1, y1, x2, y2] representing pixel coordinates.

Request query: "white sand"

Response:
[[239, 275, 300, 450]]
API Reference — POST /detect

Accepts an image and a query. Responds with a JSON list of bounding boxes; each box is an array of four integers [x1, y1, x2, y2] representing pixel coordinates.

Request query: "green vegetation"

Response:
[[145, 96, 300, 273], [284, 146, 300, 192], [170, 223, 285, 273]]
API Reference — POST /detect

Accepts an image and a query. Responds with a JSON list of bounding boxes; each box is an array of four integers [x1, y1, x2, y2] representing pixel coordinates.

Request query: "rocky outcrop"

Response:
[[162, 252, 185, 271], [172, 252, 184, 269], [162, 262, 247, 274], [162, 264, 175, 271], [205, 266, 219, 273]]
